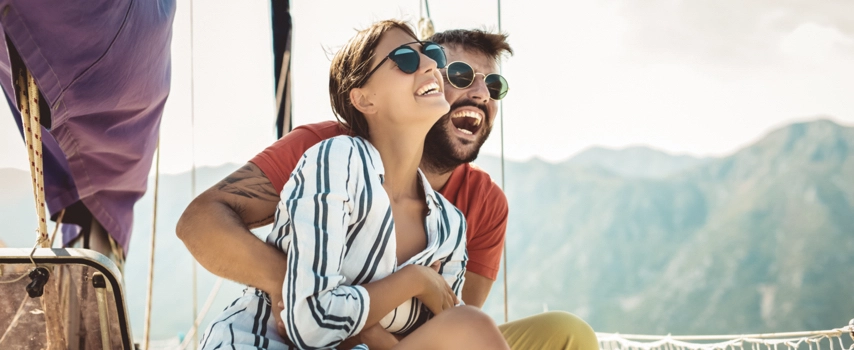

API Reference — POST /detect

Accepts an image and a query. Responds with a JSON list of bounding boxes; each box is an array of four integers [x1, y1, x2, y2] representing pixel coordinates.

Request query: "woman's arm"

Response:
[[281, 138, 454, 349], [280, 137, 366, 348]]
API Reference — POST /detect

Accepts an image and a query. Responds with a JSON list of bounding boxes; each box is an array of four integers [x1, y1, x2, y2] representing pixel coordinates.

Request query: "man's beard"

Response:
[[422, 101, 493, 174]]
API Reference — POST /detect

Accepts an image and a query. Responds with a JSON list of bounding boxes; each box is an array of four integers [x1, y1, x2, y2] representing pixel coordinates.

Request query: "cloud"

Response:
[[616, 0, 854, 68], [780, 22, 854, 62]]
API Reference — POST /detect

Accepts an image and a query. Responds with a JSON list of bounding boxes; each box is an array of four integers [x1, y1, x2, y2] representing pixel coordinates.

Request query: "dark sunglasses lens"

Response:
[[446, 62, 474, 89], [390, 47, 419, 73], [484, 74, 509, 100], [422, 43, 446, 68]]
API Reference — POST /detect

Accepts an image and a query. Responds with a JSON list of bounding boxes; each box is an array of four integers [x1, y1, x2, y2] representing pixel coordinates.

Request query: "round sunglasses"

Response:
[[443, 61, 509, 100], [360, 41, 447, 86]]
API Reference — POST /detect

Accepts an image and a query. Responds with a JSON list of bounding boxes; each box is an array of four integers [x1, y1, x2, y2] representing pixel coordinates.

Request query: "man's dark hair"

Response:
[[429, 29, 513, 62]]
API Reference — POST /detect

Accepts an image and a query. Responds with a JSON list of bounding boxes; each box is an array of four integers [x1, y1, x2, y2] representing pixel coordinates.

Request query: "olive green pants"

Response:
[[499, 311, 599, 350]]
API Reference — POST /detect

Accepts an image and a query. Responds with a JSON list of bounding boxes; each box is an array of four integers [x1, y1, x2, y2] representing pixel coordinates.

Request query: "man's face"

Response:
[[423, 46, 499, 172]]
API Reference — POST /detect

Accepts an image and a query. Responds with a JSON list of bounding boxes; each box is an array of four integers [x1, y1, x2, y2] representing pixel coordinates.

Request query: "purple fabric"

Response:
[[0, 0, 176, 254]]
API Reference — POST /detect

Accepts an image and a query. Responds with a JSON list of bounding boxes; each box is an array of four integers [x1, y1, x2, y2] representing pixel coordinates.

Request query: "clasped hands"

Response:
[[271, 261, 458, 349]]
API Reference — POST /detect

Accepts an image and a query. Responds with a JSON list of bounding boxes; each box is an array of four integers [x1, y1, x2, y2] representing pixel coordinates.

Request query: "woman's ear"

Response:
[[350, 88, 377, 115]]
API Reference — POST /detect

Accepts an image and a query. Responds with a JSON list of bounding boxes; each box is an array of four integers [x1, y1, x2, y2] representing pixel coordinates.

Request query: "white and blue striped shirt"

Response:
[[266, 136, 467, 349]]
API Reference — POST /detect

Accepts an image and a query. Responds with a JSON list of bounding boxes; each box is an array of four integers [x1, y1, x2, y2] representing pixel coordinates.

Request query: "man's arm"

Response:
[[176, 162, 287, 295], [461, 271, 494, 308], [459, 177, 509, 308]]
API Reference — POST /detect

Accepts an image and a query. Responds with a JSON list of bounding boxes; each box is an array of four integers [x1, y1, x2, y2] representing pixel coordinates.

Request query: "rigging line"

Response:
[[142, 138, 161, 350], [28, 240, 39, 268], [189, 0, 199, 347], [598, 335, 851, 350], [0, 296, 29, 346], [0, 271, 30, 284], [497, 0, 508, 324], [18, 69, 49, 247], [189, 0, 197, 209], [49, 209, 66, 247], [417, 0, 435, 40], [178, 277, 225, 350], [596, 326, 854, 341], [18, 71, 67, 349], [27, 71, 48, 246], [423, 0, 432, 19], [20, 70, 49, 273]]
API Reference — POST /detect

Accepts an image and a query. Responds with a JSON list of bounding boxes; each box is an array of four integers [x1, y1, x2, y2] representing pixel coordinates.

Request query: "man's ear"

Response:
[[350, 88, 377, 115]]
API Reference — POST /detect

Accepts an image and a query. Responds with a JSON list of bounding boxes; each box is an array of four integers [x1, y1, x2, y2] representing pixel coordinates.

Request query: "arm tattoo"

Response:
[[218, 164, 279, 202], [247, 214, 275, 227]]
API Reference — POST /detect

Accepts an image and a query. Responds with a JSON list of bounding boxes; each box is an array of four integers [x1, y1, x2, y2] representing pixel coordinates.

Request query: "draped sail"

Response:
[[0, 0, 176, 255]]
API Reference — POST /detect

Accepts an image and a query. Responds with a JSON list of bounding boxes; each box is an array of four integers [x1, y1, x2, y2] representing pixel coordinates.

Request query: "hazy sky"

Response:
[[1, 0, 853, 174]]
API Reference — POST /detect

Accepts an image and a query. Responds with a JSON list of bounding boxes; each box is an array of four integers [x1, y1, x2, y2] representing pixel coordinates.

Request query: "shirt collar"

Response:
[[417, 168, 442, 211]]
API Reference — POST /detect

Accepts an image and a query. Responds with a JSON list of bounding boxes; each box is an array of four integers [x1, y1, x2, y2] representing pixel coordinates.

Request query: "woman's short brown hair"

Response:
[[329, 19, 419, 139]]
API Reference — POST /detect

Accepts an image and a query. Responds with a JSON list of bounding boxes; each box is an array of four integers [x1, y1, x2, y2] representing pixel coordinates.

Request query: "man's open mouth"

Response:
[[450, 109, 483, 135]]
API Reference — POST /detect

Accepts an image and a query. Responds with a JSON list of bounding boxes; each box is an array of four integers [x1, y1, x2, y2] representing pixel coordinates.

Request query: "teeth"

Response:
[[451, 110, 483, 126], [457, 128, 473, 135], [416, 82, 440, 96]]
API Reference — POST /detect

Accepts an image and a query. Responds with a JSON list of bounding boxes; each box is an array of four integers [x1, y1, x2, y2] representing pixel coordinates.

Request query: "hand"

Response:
[[272, 293, 287, 338], [408, 262, 458, 315]]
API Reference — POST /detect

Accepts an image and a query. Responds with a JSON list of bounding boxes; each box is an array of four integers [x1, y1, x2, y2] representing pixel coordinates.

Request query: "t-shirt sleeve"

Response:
[[249, 127, 326, 194], [279, 137, 369, 348], [465, 183, 508, 281]]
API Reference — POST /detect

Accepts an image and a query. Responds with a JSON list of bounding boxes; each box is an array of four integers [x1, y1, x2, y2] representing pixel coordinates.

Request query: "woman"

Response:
[[199, 20, 508, 350]]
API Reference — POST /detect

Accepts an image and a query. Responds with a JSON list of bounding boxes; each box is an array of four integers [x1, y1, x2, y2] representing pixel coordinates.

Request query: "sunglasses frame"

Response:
[[360, 41, 447, 86], [443, 61, 510, 100]]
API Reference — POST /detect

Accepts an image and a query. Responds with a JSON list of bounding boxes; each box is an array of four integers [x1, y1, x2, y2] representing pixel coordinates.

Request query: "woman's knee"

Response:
[[398, 306, 508, 349], [438, 305, 499, 329]]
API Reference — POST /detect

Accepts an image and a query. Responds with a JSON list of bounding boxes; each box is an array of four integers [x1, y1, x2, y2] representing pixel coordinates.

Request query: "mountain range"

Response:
[[476, 118, 854, 335], [1, 118, 852, 342]]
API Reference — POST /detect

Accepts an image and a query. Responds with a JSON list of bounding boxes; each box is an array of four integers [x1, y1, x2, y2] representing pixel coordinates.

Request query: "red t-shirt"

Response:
[[250, 121, 508, 280]]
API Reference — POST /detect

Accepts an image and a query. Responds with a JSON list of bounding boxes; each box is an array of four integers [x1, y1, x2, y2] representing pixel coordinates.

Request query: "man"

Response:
[[177, 28, 598, 349]]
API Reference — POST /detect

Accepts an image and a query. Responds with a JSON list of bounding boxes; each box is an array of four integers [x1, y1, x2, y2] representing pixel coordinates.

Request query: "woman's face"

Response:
[[360, 28, 450, 132]]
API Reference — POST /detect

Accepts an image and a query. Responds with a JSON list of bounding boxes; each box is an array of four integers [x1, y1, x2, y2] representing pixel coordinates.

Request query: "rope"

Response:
[[422, 0, 432, 18], [28, 240, 41, 268], [49, 209, 65, 247], [18, 71, 54, 350], [17, 69, 49, 247], [142, 138, 161, 350], [189, 0, 197, 207], [496, 0, 509, 324], [0, 271, 29, 284], [0, 296, 30, 346], [189, 0, 199, 347], [178, 277, 225, 350], [596, 325, 854, 350]]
